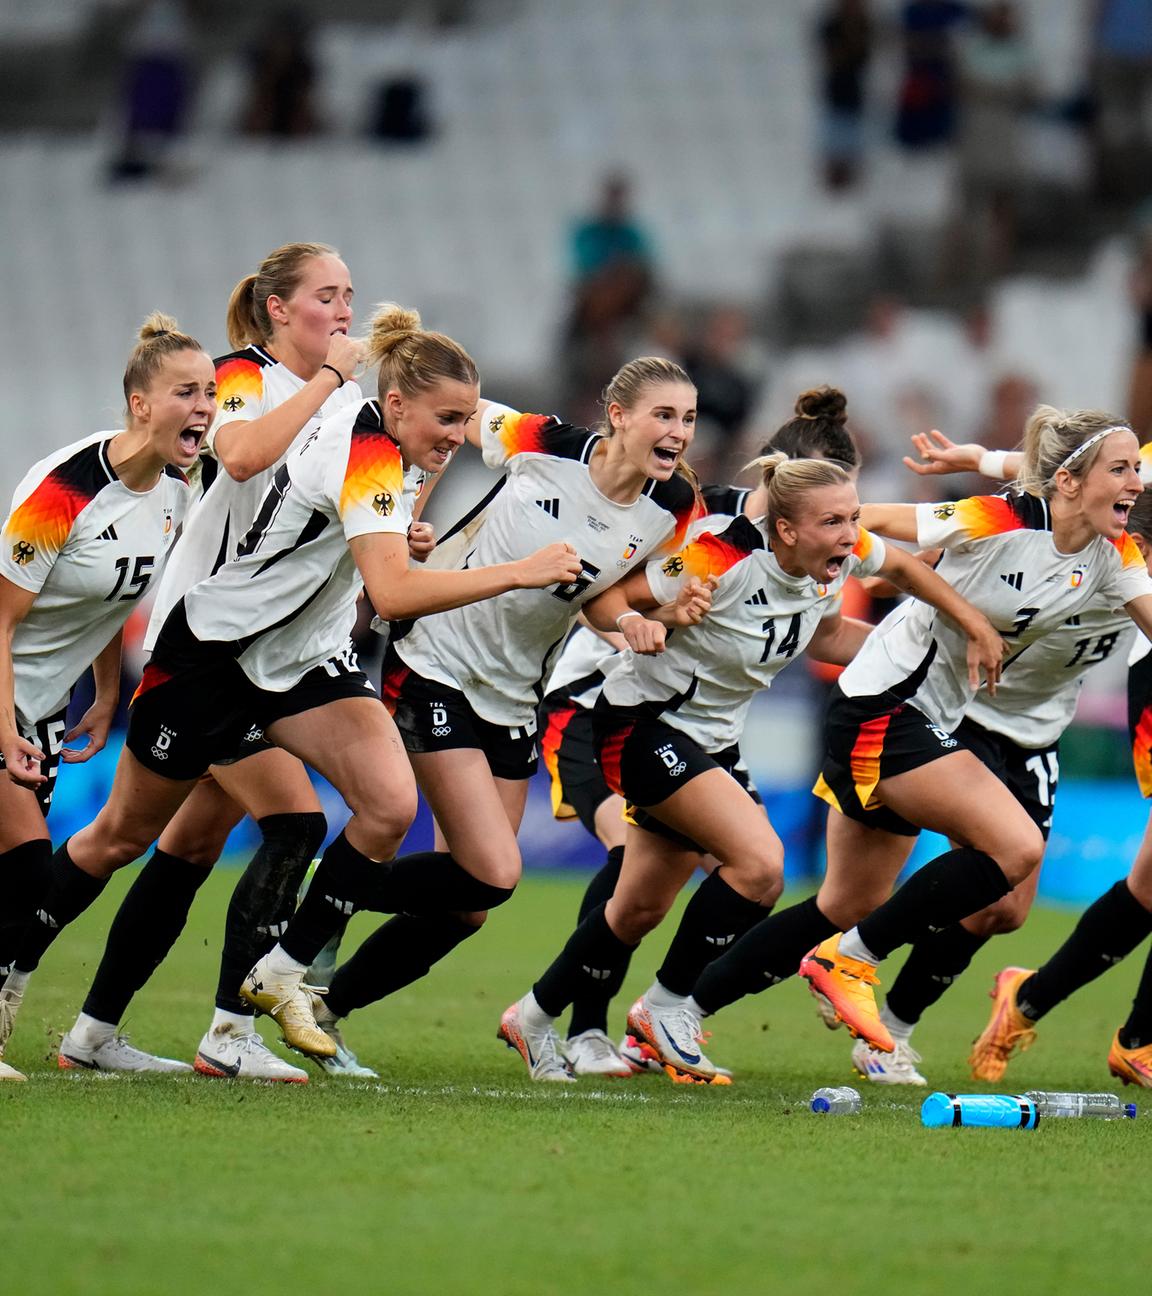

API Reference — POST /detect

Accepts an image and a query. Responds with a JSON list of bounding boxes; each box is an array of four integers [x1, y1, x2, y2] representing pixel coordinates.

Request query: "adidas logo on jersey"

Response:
[[999, 571, 1025, 590], [97, 524, 118, 541], [744, 589, 769, 606], [535, 498, 560, 519]]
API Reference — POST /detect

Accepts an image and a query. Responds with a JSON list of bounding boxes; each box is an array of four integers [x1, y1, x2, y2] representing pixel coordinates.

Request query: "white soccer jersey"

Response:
[[169, 399, 415, 691], [544, 625, 618, 709], [603, 517, 887, 751], [395, 405, 699, 727], [145, 345, 362, 650], [965, 599, 1134, 748], [838, 493, 1152, 733], [1, 434, 189, 723]]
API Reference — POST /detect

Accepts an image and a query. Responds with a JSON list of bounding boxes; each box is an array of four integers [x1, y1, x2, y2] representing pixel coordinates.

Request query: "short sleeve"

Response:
[[208, 355, 268, 450], [480, 405, 569, 470], [645, 518, 759, 605], [1106, 532, 1152, 605], [0, 469, 93, 594], [916, 495, 1025, 550], [848, 526, 887, 578], [337, 424, 409, 542]]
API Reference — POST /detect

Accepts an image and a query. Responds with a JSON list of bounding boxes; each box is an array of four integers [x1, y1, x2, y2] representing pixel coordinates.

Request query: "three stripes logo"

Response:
[[324, 895, 356, 916], [744, 588, 769, 607], [998, 571, 1025, 591], [98, 524, 118, 541], [535, 498, 560, 519]]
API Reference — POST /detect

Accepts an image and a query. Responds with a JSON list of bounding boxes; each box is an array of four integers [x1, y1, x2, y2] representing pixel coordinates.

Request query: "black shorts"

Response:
[[953, 716, 1059, 840], [382, 654, 539, 781], [593, 700, 758, 853], [814, 686, 964, 836], [0, 705, 68, 817], [127, 650, 378, 782], [540, 694, 612, 835]]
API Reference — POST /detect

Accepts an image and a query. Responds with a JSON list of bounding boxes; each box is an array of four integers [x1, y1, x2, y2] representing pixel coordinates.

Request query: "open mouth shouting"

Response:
[[178, 422, 209, 457], [651, 443, 682, 473]]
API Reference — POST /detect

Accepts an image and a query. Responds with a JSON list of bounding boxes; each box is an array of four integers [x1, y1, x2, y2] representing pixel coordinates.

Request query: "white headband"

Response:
[[1058, 425, 1131, 471]]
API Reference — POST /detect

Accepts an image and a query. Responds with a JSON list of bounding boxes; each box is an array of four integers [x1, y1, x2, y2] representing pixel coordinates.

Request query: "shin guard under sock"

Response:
[[13, 840, 108, 973], [0, 839, 52, 975], [883, 924, 990, 1026], [568, 845, 627, 1036], [533, 902, 637, 1019], [655, 869, 770, 997]]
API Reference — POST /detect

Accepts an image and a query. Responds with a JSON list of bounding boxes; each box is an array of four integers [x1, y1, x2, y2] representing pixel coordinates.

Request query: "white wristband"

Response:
[[615, 611, 643, 630], [978, 449, 1009, 479]]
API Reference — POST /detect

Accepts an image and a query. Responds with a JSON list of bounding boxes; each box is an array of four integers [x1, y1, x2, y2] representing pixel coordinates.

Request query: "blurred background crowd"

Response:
[[1, 0, 1150, 888]]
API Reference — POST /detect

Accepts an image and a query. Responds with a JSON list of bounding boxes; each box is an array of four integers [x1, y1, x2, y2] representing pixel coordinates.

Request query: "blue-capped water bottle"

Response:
[[811, 1086, 861, 1115], [921, 1092, 1039, 1130], [1025, 1091, 1137, 1120]]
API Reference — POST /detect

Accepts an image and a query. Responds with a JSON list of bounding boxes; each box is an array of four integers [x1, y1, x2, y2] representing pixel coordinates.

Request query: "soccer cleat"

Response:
[[565, 1029, 634, 1078], [306, 995, 378, 1078], [618, 1033, 665, 1074], [240, 958, 336, 1058], [852, 1038, 927, 1086], [800, 936, 893, 1052], [0, 982, 25, 1055], [498, 998, 574, 1082], [59, 1031, 192, 1074], [968, 966, 1037, 1082], [625, 994, 725, 1083], [1107, 1031, 1152, 1088], [811, 985, 844, 1030], [194, 1025, 308, 1083], [0, 1058, 26, 1082]]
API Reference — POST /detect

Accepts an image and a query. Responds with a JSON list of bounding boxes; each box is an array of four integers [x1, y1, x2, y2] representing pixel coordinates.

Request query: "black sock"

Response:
[[1018, 879, 1152, 1021], [1119, 940, 1152, 1049], [81, 850, 211, 1024], [215, 812, 326, 1012], [883, 925, 990, 1026], [856, 847, 1012, 961], [0, 839, 52, 974], [13, 840, 109, 973], [533, 902, 637, 1019], [325, 914, 478, 1016], [279, 832, 381, 966], [360, 850, 515, 916], [568, 846, 627, 1037], [655, 869, 770, 997], [694, 894, 838, 1014]]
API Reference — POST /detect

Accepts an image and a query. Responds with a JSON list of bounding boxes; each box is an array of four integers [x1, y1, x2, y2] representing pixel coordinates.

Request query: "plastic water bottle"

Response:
[[1025, 1091, 1137, 1120], [921, 1092, 1039, 1130], [811, 1086, 861, 1115]]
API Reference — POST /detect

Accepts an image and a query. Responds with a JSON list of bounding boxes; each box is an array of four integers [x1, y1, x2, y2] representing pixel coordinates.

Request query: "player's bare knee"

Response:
[[609, 896, 669, 944], [991, 829, 1044, 886]]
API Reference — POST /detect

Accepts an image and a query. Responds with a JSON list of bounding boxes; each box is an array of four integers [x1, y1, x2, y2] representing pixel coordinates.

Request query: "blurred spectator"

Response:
[[893, 0, 970, 150], [1091, 0, 1152, 199], [239, 7, 321, 137], [570, 173, 654, 282], [682, 306, 763, 479], [815, 0, 875, 191], [107, 0, 196, 183], [369, 76, 434, 143]]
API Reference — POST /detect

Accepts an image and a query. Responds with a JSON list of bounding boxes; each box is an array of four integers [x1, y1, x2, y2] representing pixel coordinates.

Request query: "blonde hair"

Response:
[[743, 450, 853, 537], [1016, 404, 1132, 497], [364, 302, 479, 398], [225, 241, 339, 349], [601, 355, 700, 490], [122, 311, 204, 402]]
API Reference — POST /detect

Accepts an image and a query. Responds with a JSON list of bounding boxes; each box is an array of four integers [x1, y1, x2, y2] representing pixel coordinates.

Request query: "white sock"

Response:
[[210, 1007, 255, 1036], [646, 980, 689, 1009], [4, 969, 32, 994], [838, 928, 881, 966], [879, 1004, 914, 1043], [70, 1011, 115, 1048], [520, 991, 555, 1029], [684, 995, 708, 1020], [263, 944, 308, 978]]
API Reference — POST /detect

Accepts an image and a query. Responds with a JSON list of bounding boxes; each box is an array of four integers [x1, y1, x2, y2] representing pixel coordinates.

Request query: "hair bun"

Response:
[[139, 310, 179, 342], [795, 386, 847, 424]]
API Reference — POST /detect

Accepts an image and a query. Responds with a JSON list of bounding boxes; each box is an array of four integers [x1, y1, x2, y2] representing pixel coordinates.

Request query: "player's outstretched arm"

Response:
[[903, 429, 1022, 481], [806, 611, 873, 667]]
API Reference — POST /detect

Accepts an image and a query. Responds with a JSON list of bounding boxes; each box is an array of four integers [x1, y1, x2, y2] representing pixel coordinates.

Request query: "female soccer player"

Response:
[[55, 242, 370, 1083], [0, 313, 205, 1081], [499, 442, 1003, 1082], [277, 358, 707, 1055], [0, 306, 581, 1078]]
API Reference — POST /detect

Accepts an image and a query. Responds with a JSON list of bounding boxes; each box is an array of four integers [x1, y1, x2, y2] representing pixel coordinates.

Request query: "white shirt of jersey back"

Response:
[[604, 517, 887, 751], [1, 434, 188, 723], [395, 405, 696, 727], [838, 493, 1152, 733], [180, 398, 411, 691], [145, 345, 362, 651], [544, 624, 618, 709]]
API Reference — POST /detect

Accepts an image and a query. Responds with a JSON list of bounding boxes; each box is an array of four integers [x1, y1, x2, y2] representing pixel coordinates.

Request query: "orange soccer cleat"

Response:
[[968, 966, 1037, 1082], [799, 935, 893, 1053]]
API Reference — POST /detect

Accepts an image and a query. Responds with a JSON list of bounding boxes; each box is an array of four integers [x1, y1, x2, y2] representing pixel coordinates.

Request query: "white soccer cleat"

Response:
[[851, 1037, 928, 1086], [625, 995, 730, 1084], [0, 1058, 26, 1082], [565, 1029, 634, 1078], [618, 1033, 665, 1074], [0, 982, 26, 1054], [498, 997, 574, 1082], [59, 1030, 193, 1074], [194, 1025, 309, 1083], [306, 995, 378, 1078]]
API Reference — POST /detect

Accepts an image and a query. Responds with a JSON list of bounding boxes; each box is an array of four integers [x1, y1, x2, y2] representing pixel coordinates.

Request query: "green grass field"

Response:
[[3, 867, 1150, 1296]]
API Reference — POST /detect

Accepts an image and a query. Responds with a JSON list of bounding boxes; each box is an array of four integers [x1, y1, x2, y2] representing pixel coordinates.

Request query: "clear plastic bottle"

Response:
[[811, 1086, 861, 1115], [1024, 1091, 1137, 1120]]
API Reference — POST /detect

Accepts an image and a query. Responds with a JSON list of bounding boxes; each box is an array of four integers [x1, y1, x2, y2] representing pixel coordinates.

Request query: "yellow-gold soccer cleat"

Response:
[[1108, 1031, 1152, 1088], [799, 935, 893, 1052], [240, 958, 336, 1058], [968, 966, 1037, 1082]]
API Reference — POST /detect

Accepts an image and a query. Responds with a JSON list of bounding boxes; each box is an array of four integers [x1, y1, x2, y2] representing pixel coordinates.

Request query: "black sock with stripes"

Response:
[[856, 848, 1012, 962], [883, 925, 990, 1026], [533, 902, 637, 1019], [1119, 940, 1152, 1049], [279, 832, 380, 966], [655, 870, 771, 997], [82, 849, 211, 1025], [0, 839, 52, 976], [693, 895, 838, 1014], [568, 846, 629, 1037], [1017, 879, 1152, 1021], [325, 914, 479, 1016], [13, 840, 108, 973]]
